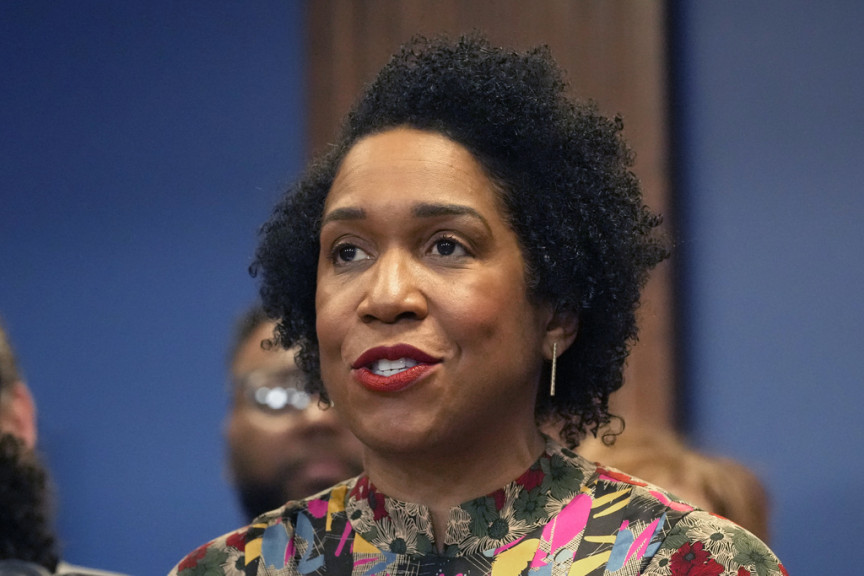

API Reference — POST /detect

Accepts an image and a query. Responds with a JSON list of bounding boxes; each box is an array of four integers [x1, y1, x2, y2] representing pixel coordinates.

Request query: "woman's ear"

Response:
[[543, 309, 579, 360], [0, 381, 38, 449]]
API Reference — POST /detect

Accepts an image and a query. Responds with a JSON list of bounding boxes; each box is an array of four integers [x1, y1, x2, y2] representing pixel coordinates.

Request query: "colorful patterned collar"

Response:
[[343, 440, 595, 557]]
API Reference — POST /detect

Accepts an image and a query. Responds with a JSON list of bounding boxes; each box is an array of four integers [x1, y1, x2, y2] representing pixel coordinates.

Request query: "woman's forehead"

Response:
[[324, 127, 498, 215]]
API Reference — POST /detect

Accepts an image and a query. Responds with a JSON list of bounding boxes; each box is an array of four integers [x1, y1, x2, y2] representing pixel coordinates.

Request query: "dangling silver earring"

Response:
[[550, 341, 558, 397]]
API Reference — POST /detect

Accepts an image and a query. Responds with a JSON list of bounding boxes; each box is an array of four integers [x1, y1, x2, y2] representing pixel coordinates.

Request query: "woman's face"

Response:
[[316, 127, 554, 458]]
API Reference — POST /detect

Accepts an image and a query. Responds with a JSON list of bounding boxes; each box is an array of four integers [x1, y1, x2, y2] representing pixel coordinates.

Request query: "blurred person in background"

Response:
[[224, 305, 364, 521], [0, 317, 126, 576], [0, 316, 54, 574], [577, 427, 771, 542]]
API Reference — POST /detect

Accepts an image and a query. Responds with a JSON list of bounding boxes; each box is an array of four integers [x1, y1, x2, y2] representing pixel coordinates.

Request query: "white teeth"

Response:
[[370, 358, 419, 376]]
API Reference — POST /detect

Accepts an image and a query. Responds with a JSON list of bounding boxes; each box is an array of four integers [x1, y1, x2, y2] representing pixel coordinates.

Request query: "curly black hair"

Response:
[[253, 34, 668, 447]]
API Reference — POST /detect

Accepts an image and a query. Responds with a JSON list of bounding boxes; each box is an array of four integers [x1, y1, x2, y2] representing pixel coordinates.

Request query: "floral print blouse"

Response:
[[170, 440, 786, 576]]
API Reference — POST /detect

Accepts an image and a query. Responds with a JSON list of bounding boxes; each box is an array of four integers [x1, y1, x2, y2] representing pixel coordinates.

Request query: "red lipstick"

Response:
[[351, 344, 440, 392]]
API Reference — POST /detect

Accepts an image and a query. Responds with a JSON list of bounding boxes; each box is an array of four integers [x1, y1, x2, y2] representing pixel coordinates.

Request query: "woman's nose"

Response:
[[356, 250, 427, 323]]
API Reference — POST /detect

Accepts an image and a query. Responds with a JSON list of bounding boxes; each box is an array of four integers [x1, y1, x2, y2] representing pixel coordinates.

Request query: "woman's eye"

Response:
[[334, 244, 370, 264], [431, 237, 468, 257]]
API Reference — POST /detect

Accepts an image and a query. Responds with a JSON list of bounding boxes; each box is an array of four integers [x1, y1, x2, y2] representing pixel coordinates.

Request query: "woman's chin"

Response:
[[355, 424, 454, 459]]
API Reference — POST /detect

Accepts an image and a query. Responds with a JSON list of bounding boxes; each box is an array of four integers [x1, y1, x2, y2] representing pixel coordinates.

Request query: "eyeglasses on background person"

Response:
[[234, 369, 313, 414]]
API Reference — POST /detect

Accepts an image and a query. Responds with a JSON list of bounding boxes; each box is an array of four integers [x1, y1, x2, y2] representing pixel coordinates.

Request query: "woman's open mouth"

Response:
[[351, 345, 440, 392]]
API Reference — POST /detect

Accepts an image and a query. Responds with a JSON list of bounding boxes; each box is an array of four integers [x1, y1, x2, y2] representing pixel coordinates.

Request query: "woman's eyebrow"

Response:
[[321, 206, 365, 225], [412, 203, 491, 232], [322, 203, 491, 232]]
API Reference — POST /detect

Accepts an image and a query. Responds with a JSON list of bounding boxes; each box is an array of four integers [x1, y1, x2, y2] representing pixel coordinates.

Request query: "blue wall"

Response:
[[673, 1, 864, 572], [0, 2, 305, 573]]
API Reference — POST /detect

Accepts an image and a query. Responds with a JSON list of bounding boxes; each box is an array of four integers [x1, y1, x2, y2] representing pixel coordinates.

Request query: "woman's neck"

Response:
[[361, 427, 546, 551]]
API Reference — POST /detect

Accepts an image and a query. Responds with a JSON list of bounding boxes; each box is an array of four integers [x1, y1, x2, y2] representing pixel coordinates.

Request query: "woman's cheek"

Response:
[[316, 310, 341, 358]]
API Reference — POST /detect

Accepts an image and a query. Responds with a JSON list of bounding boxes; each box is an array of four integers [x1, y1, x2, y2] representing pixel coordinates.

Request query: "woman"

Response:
[[171, 36, 785, 575]]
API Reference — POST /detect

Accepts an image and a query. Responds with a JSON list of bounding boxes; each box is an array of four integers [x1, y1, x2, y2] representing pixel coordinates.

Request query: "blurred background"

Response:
[[1, 1, 861, 573]]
